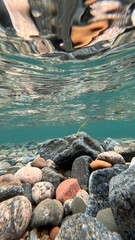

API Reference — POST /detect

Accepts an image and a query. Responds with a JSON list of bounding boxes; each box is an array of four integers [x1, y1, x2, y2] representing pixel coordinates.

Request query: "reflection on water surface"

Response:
[[0, 0, 135, 142]]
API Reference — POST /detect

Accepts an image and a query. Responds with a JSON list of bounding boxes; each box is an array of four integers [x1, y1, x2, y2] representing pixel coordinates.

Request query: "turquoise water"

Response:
[[0, 0, 135, 144]]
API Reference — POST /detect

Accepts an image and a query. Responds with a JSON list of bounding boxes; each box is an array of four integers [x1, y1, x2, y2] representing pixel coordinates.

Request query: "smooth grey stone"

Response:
[[71, 197, 87, 214], [55, 213, 122, 240], [39, 132, 103, 170], [30, 199, 64, 228], [86, 164, 128, 216], [71, 155, 92, 190], [96, 208, 119, 233], [22, 155, 35, 164], [109, 167, 135, 240]]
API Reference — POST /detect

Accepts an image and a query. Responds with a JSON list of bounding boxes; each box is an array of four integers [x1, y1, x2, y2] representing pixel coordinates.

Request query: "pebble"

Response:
[[97, 151, 125, 165], [90, 160, 112, 170], [31, 157, 46, 168], [0, 196, 32, 240], [63, 199, 73, 216], [30, 199, 64, 228], [32, 181, 54, 204], [42, 167, 66, 190], [71, 155, 92, 190], [14, 165, 42, 184], [96, 208, 119, 233], [49, 226, 60, 240], [56, 178, 81, 203]]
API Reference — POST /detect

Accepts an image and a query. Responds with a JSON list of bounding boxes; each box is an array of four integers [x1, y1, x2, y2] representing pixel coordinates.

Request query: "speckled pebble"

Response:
[[32, 181, 54, 204], [97, 151, 125, 165]]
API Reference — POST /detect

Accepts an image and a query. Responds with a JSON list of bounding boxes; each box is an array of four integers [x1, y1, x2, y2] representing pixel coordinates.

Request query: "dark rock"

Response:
[[0, 196, 32, 240], [39, 132, 103, 170], [55, 213, 122, 240], [22, 183, 33, 204], [71, 155, 92, 190], [30, 199, 64, 228], [96, 208, 119, 233], [42, 167, 66, 190], [109, 167, 135, 240], [86, 164, 128, 216], [0, 185, 24, 202], [63, 199, 73, 216], [102, 138, 120, 151], [114, 141, 135, 162]]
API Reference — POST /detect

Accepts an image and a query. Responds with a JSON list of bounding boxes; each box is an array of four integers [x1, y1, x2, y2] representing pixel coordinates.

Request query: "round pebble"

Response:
[[32, 181, 54, 204], [14, 165, 42, 184]]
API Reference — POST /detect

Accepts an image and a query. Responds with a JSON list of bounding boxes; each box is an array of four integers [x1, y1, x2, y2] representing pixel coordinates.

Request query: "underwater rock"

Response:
[[40, 132, 103, 170], [109, 167, 135, 240], [30, 199, 63, 228], [0, 195, 32, 240], [55, 213, 122, 240], [32, 181, 54, 204], [56, 178, 81, 203], [41, 167, 66, 190], [71, 155, 92, 190], [86, 164, 128, 216]]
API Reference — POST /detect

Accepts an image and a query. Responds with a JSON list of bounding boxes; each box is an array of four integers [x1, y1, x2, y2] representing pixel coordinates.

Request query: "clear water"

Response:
[[0, 1, 135, 144]]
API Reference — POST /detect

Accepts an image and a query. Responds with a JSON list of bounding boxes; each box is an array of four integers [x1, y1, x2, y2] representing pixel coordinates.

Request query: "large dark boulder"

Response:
[[39, 132, 103, 170]]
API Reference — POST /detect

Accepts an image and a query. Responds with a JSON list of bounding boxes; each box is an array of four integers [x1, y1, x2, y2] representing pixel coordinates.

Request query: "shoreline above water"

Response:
[[0, 132, 135, 240]]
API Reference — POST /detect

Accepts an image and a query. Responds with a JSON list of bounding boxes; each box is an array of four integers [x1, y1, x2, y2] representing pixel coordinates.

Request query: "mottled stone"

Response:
[[96, 208, 119, 233], [39, 132, 103, 170], [31, 157, 46, 168], [56, 178, 81, 203], [42, 167, 66, 190], [114, 141, 135, 162], [49, 226, 60, 240], [55, 213, 122, 240], [102, 138, 120, 151], [45, 159, 56, 168], [29, 228, 38, 240], [109, 167, 135, 240], [86, 164, 128, 216], [90, 160, 112, 170], [71, 155, 92, 190], [22, 183, 33, 204], [31, 199, 64, 228], [32, 181, 54, 204], [63, 199, 73, 216], [0, 185, 24, 202], [97, 151, 125, 165], [0, 196, 32, 240], [0, 173, 22, 186], [14, 165, 42, 184]]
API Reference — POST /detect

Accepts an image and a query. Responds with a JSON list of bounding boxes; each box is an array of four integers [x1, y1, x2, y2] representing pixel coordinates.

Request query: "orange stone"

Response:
[[90, 160, 112, 170], [49, 226, 60, 240]]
